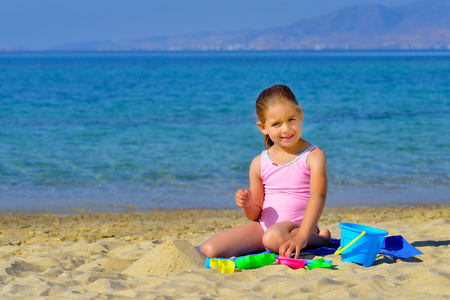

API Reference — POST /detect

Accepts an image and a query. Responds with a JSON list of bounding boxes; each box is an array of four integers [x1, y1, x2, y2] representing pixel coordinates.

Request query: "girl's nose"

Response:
[[281, 123, 290, 133]]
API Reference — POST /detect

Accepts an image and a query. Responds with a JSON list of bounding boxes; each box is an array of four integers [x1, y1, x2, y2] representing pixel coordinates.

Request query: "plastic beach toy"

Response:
[[209, 258, 236, 274], [275, 257, 306, 269], [234, 253, 276, 269], [305, 258, 332, 270], [337, 223, 388, 267]]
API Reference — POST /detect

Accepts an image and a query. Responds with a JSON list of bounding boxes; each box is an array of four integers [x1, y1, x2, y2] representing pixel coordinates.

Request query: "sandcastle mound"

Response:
[[123, 239, 206, 277]]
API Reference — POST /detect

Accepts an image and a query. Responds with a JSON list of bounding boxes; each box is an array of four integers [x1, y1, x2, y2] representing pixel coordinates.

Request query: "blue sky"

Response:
[[0, 0, 417, 50]]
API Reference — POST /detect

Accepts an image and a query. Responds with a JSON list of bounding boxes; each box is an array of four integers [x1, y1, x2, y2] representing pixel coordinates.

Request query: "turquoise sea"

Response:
[[0, 51, 449, 212]]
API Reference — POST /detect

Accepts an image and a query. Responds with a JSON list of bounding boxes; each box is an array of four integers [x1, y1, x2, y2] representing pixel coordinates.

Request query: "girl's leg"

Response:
[[200, 222, 265, 258], [262, 221, 331, 253]]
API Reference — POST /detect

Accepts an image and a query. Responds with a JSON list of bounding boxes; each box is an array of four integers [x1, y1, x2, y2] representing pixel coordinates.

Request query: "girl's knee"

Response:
[[318, 228, 332, 244], [200, 241, 217, 258], [262, 221, 300, 252], [262, 228, 282, 252]]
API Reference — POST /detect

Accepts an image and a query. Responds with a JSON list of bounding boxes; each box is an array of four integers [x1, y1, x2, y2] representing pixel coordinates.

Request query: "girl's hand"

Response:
[[235, 189, 253, 208], [278, 235, 308, 259]]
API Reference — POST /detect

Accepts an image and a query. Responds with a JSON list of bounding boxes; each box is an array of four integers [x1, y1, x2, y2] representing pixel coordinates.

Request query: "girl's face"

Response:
[[257, 102, 304, 149]]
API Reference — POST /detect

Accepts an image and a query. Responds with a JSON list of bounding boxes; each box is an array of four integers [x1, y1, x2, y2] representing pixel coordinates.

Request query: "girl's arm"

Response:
[[236, 155, 264, 221], [279, 148, 328, 258]]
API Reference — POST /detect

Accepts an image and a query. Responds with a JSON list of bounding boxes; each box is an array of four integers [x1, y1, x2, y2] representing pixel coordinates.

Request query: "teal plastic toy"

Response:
[[305, 258, 332, 270], [337, 222, 388, 267], [234, 253, 276, 269]]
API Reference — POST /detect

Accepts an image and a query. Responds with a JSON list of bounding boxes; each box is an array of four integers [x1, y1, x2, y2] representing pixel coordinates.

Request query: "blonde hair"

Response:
[[255, 85, 302, 148]]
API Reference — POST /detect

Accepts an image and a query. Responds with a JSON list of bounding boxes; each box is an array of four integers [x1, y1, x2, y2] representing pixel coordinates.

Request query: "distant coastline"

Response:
[[2, 0, 450, 52], [2, 49, 450, 56]]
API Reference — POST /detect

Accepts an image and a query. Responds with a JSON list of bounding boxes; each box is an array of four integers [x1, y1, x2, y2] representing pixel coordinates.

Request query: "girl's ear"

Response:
[[257, 122, 268, 135], [299, 109, 304, 124]]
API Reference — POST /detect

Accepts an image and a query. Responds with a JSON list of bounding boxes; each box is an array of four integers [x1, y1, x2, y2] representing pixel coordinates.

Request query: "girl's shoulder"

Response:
[[250, 153, 262, 167], [308, 145, 325, 156], [249, 154, 262, 178], [306, 146, 327, 170]]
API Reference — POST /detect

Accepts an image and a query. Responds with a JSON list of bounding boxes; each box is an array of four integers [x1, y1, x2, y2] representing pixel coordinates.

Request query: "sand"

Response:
[[0, 205, 449, 299]]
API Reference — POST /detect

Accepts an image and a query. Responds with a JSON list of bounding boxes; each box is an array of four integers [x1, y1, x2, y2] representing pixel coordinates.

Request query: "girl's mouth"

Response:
[[281, 134, 294, 140]]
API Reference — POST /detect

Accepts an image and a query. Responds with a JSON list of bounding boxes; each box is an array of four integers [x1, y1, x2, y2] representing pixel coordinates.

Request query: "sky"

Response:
[[0, 0, 418, 50]]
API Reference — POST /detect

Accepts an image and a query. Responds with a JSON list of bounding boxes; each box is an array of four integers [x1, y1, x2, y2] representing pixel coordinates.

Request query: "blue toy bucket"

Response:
[[338, 223, 388, 267]]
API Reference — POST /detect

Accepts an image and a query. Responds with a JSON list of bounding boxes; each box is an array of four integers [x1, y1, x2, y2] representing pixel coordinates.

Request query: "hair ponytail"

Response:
[[264, 135, 274, 149]]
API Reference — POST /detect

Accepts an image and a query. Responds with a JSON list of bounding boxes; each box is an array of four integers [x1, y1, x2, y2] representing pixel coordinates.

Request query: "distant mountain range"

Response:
[[50, 0, 450, 51]]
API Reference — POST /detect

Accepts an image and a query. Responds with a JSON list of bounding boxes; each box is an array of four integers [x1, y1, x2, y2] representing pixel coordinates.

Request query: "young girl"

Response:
[[201, 85, 331, 259]]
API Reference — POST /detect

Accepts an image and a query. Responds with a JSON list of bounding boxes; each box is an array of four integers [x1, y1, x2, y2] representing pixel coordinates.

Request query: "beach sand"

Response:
[[0, 205, 449, 299]]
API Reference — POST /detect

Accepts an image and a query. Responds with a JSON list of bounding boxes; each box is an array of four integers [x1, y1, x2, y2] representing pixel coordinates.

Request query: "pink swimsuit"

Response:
[[258, 145, 317, 231]]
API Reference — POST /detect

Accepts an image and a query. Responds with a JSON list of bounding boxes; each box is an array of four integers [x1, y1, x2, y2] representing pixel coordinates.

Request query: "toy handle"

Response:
[[334, 231, 366, 256]]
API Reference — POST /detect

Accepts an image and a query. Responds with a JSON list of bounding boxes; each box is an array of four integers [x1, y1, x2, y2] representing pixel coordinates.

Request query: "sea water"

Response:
[[0, 51, 449, 212]]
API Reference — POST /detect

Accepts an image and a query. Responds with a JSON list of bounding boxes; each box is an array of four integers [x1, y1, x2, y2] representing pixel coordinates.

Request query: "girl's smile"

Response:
[[281, 133, 295, 140]]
